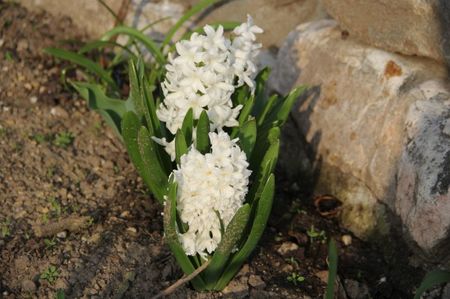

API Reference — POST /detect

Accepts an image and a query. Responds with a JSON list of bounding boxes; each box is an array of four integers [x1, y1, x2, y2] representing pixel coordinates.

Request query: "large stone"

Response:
[[190, 0, 327, 47], [396, 81, 450, 254], [322, 0, 450, 64], [270, 19, 450, 257], [18, 0, 326, 48], [18, 0, 185, 39]]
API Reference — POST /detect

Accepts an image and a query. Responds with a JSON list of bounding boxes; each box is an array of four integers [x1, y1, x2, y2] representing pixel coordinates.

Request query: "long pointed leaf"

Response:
[[238, 119, 257, 160], [122, 112, 156, 197], [214, 174, 275, 290], [175, 129, 188, 164], [257, 94, 279, 127], [45, 48, 117, 89], [137, 126, 168, 203], [325, 239, 338, 299], [181, 108, 194, 146], [71, 81, 134, 138], [203, 204, 251, 289], [196, 111, 210, 154], [101, 26, 165, 64], [251, 67, 271, 115], [414, 270, 450, 299], [231, 95, 254, 138], [164, 180, 207, 290]]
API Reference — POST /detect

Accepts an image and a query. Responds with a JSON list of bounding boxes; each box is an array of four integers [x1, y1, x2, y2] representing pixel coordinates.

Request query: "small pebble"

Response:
[[29, 96, 38, 104], [277, 241, 299, 255], [50, 107, 69, 118], [57, 231, 67, 239], [248, 274, 266, 289], [126, 227, 137, 235], [341, 234, 352, 246], [120, 211, 130, 218]]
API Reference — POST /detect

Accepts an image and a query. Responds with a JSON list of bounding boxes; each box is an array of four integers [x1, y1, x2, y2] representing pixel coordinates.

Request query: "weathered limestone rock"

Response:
[[270, 20, 450, 256], [18, 0, 326, 48], [322, 0, 450, 64], [191, 0, 327, 47], [19, 0, 185, 39], [397, 81, 450, 253]]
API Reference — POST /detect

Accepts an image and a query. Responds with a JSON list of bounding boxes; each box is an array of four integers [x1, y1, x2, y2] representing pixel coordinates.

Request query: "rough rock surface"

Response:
[[322, 0, 450, 64], [270, 19, 450, 257], [18, 0, 326, 48], [396, 80, 450, 254], [191, 0, 327, 47]]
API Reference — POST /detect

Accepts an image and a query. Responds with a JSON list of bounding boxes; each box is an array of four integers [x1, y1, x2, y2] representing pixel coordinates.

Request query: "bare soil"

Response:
[[0, 2, 440, 299]]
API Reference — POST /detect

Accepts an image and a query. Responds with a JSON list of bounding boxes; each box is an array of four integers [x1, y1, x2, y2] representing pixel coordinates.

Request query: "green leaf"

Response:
[[231, 95, 255, 138], [78, 40, 136, 57], [251, 67, 271, 115], [238, 119, 257, 160], [142, 71, 163, 138], [249, 126, 280, 174], [257, 94, 279, 127], [274, 86, 306, 126], [128, 59, 145, 122], [161, 0, 221, 49], [175, 129, 188, 164], [163, 180, 207, 290], [414, 270, 450, 299], [196, 111, 210, 154], [71, 81, 134, 138], [232, 84, 250, 107], [203, 204, 251, 290], [122, 112, 158, 200], [44, 48, 117, 89], [100, 26, 165, 64], [324, 239, 338, 299], [247, 158, 275, 205], [265, 86, 307, 127], [214, 174, 275, 290], [137, 126, 169, 203], [181, 108, 194, 146]]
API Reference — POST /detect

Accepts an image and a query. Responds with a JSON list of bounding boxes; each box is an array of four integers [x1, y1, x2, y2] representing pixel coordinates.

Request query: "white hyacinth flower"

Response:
[[173, 131, 251, 258], [156, 16, 263, 160]]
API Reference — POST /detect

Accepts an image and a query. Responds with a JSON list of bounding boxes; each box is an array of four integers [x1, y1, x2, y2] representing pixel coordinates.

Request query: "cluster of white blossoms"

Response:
[[173, 131, 252, 257], [154, 16, 263, 161]]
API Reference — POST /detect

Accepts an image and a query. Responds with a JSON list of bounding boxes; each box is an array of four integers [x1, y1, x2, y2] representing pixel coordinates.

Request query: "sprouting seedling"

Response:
[[285, 257, 300, 267], [40, 266, 59, 284], [44, 238, 57, 249], [48, 197, 62, 218], [53, 132, 74, 148], [287, 272, 305, 286], [1, 218, 11, 238], [307, 225, 327, 244]]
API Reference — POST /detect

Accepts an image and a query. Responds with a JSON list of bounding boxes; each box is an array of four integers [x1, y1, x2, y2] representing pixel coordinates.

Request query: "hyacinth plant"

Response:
[[46, 0, 305, 291]]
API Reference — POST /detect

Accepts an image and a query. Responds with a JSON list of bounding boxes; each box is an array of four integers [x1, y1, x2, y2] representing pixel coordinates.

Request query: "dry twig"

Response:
[[151, 260, 211, 299]]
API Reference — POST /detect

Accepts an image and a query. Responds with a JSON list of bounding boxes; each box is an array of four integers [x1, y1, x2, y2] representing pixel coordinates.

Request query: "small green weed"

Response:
[[306, 225, 327, 244], [53, 132, 74, 148], [44, 238, 57, 249], [285, 257, 299, 267], [287, 272, 305, 286], [1, 218, 11, 238], [40, 266, 59, 284], [4, 51, 13, 61], [48, 197, 62, 218], [32, 133, 48, 144]]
